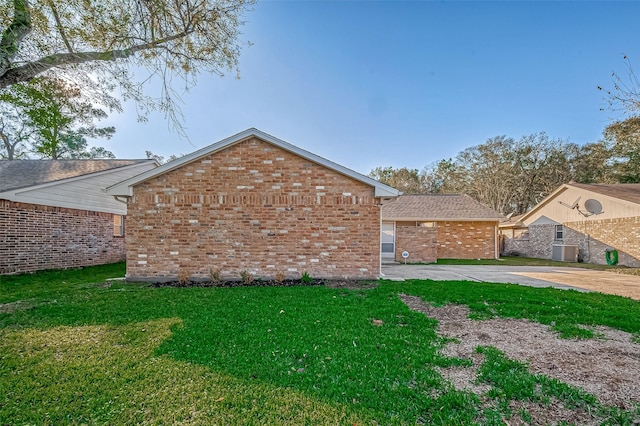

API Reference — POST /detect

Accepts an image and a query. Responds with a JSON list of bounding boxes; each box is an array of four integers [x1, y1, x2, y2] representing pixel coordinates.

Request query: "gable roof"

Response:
[[382, 194, 504, 221], [107, 128, 401, 198], [0, 159, 153, 192], [567, 183, 640, 205], [518, 182, 640, 223]]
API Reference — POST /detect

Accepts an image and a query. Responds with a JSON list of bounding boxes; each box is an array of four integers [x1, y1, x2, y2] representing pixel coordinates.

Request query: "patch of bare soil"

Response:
[[0, 300, 30, 314], [506, 399, 599, 426], [399, 293, 640, 412]]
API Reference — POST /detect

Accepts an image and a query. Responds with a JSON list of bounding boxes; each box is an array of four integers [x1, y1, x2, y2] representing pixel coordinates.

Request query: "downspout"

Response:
[[113, 195, 129, 204], [495, 224, 499, 259], [378, 203, 383, 278]]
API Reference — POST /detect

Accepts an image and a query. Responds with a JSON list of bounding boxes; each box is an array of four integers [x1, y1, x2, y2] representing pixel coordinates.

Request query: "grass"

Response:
[[2, 264, 640, 424], [435, 256, 620, 269]]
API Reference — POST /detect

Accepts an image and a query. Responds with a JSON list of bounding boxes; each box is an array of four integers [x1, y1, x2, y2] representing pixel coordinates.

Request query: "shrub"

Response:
[[240, 270, 254, 285], [301, 271, 312, 284], [274, 271, 286, 284], [177, 269, 190, 285], [209, 268, 222, 284]]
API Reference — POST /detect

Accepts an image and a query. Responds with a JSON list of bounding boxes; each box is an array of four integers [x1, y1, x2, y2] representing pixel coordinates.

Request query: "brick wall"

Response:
[[436, 221, 497, 259], [125, 137, 381, 281], [501, 218, 640, 266], [566, 217, 640, 267], [0, 200, 125, 274], [394, 223, 437, 263]]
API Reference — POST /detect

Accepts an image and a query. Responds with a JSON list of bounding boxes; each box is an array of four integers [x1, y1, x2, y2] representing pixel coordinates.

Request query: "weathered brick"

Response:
[[0, 200, 125, 274], [503, 217, 640, 266], [125, 137, 382, 281]]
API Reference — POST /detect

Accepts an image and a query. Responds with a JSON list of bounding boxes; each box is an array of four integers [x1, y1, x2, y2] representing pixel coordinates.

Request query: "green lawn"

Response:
[[436, 256, 622, 270], [1, 263, 639, 425]]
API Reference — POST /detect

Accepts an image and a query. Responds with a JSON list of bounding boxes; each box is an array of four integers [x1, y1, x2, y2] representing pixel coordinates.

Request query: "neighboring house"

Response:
[[500, 183, 640, 266], [381, 194, 503, 263], [107, 128, 400, 281], [0, 159, 157, 274]]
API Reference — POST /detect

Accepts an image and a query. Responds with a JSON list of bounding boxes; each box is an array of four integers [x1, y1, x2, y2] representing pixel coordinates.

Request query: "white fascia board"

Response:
[[0, 161, 156, 200], [107, 128, 401, 198], [386, 217, 501, 222]]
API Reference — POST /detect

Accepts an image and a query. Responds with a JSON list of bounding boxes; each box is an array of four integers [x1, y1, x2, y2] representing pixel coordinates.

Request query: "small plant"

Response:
[[209, 268, 222, 285], [300, 271, 312, 284], [240, 270, 254, 285], [274, 271, 286, 284], [177, 269, 190, 285]]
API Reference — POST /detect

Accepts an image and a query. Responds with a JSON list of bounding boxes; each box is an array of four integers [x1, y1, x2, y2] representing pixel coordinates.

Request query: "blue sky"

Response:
[[98, 1, 640, 175]]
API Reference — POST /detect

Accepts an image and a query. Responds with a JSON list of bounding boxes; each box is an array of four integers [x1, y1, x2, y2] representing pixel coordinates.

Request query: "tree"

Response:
[[604, 116, 640, 183], [571, 141, 615, 184], [0, 100, 31, 159], [0, 0, 254, 130], [0, 77, 115, 159], [145, 150, 183, 164], [422, 159, 461, 194], [368, 166, 426, 194], [599, 55, 640, 117]]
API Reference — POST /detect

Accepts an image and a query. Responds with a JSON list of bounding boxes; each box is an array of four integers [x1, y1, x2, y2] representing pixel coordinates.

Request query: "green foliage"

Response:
[[476, 346, 596, 405], [435, 256, 616, 270], [300, 270, 312, 284], [0, 0, 254, 134], [368, 166, 425, 194], [370, 132, 632, 215], [2, 264, 640, 424], [0, 77, 115, 159]]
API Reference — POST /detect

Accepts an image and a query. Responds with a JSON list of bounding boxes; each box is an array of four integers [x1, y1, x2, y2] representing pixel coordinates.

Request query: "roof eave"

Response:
[[383, 217, 502, 222], [107, 128, 401, 198], [3, 160, 157, 198]]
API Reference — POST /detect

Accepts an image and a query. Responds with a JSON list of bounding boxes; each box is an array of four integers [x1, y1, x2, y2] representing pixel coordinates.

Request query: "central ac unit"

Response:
[[552, 244, 579, 262]]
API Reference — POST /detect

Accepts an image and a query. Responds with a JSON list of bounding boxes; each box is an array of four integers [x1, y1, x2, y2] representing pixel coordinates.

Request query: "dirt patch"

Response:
[[506, 399, 600, 426], [0, 300, 31, 314], [399, 294, 640, 410]]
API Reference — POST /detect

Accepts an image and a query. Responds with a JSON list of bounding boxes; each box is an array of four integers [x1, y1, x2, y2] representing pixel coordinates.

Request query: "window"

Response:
[[554, 224, 563, 240], [381, 222, 395, 257], [114, 215, 124, 237]]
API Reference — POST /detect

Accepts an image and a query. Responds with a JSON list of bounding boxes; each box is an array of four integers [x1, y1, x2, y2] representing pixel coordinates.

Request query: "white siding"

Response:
[[523, 186, 640, 226], [2, 162, 156, 214]]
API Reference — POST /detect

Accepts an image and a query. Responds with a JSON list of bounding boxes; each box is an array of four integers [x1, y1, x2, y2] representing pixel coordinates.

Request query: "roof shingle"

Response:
[[382, 194, 504, 221], [568, 183, 640, 206], [0, 160, 152, 192]]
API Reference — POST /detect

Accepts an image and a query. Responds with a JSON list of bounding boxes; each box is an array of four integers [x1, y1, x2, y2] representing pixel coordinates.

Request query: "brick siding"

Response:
[[436, 221, 497, 259], [394, 223, 437, 263], [502, 217, 640, 267], [125, 137, 381, 281], [566, 217, 640, 267], [0, 200, 125, 274]]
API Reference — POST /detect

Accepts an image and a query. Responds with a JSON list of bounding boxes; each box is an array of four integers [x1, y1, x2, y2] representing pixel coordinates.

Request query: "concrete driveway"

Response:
[[381, 264, 640, 300]]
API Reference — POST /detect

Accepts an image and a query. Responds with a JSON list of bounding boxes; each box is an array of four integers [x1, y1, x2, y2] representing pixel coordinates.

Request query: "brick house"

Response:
[[107, 129, 400, 281], [500, 183, 640, 266], [0, 159, 157, 274], [381, 194, 503, 263]]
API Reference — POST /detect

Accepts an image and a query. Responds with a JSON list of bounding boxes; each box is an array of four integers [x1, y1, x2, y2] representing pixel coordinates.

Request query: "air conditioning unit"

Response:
[[552, 244, 579, 262]]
